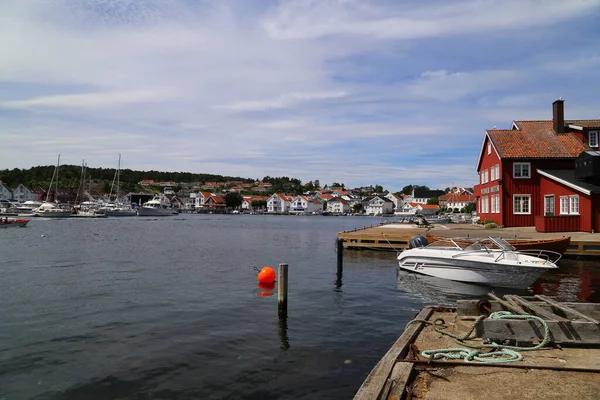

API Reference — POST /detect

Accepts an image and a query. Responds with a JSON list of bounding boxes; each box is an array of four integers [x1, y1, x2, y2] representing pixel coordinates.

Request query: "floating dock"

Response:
[[337, 222, 600, 257], [354, 295, 600, 400]]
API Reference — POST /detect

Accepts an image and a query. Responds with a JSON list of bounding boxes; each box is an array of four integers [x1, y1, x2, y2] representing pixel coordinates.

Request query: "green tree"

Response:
[[224, 192, 243, 209], [401, 185, 413, 195], [374, 184, 384, 193], [464, 202, 476, 214], [427, 197, 439, 205], [251, 199, 267, 211], [352, 203, 363, 213]]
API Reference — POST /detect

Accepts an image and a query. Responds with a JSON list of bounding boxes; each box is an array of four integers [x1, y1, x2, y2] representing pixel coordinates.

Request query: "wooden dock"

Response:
[[355, 296, 600, 400], [337, 222, 600, 257]]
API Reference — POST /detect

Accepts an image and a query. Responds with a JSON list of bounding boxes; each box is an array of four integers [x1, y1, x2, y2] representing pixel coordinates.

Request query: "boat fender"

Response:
[[409, 235, 429, 249]]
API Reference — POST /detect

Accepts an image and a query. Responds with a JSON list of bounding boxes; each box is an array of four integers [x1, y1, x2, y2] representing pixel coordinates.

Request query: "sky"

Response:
[[1, 0, 600, 192]]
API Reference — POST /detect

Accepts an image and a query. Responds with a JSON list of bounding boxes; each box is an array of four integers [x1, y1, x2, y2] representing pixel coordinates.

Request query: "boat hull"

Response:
[[34, 210, 72, 218], [397, 248, 556, 289], [426, 235, 571, 255], [137, 207, 174, 216], [0, 218, 31, 228], [105, 209, 137, 217]]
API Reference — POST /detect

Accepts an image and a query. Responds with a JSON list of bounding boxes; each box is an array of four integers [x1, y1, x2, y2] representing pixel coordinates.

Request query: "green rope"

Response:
[[405, 311, 551, 364]]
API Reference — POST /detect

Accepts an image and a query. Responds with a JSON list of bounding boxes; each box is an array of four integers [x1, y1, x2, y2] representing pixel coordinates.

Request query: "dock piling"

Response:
[[278, 263, 288, 318]]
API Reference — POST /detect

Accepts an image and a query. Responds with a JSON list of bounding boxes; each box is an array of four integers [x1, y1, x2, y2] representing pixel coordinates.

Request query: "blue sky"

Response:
[[1, 0, 600, 192]]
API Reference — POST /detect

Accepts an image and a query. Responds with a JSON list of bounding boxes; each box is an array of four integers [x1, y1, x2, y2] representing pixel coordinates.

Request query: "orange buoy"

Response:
[[257, 266, 276, 283]]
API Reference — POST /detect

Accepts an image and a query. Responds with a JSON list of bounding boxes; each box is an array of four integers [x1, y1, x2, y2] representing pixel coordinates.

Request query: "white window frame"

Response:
[[560, 196, 569, 215], [491, 194, 500, 213], [569, 195, 579, 215], [487, 143, 491, 155], [513, 194, 531, 215], [590, 131, 598, 147], [482, 196, 489, 213], [513, 162, 531, 179]]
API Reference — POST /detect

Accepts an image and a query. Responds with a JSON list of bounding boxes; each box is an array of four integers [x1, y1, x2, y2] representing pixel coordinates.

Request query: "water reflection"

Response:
[[256, 282, 275, 297], [531, 259, 600, 302]]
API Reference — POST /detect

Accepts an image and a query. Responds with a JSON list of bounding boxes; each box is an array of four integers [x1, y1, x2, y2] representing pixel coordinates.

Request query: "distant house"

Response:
[[267, 193, 292, 213], [473, 98, 600, 232], [204, 194, 226, 209], [400, 202, 439, 215], [194, 191, 214, 209], [406, 187, 445, 205], [362, 195, 394, 215], [385, 192, 404, 212], [0, 181, 12, 200], [327, 197, 351, 214], [138, 179, 155, 186], [163, 186, 175, 195], [241, 196, 268, 211], [290, 195, 321, 214], [439, 190, 476, 211]]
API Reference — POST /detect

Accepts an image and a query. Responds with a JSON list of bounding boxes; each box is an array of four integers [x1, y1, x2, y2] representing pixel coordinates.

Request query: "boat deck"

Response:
[[338, 222, 600, 257], [355, 297, 600, 400]]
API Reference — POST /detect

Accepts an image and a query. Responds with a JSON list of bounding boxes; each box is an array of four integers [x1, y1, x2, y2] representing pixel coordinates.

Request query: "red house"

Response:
[[474, 99, 600, 232]]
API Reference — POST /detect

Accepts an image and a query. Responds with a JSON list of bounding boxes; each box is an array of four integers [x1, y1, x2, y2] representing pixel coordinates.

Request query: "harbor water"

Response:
[[1, 215, 599, 399]]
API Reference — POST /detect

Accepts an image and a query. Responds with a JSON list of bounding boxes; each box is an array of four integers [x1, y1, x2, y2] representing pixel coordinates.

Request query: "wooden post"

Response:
[[336, 238, 344, 287], [278, 263, 288, 318]]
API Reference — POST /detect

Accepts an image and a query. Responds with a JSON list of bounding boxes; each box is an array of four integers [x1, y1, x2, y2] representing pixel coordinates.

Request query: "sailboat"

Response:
[[100, 154, 137, 216], [35, 155, 73, 218], [72, 161, 106, 218]]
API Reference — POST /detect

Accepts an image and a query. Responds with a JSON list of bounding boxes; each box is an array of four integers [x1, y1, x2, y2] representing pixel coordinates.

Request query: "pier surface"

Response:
[[338, 222, 600, 257], [355, 299, 600, 400]]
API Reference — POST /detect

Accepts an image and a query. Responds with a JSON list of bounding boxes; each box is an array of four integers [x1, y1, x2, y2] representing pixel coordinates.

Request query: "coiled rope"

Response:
[[406, 311, 551, 364]]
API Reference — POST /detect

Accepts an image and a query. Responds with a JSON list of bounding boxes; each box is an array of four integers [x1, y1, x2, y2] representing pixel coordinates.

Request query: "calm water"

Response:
[[1, 215, 599, 399]]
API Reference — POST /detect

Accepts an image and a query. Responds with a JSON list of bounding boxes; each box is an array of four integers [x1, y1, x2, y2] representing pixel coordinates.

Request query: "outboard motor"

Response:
[[409, 235, 429, 249]]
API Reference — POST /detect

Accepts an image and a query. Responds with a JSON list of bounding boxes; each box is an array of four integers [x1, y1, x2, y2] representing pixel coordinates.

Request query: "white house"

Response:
[[290, 195, 321, 214], [12, 184, 41, 202], [363, 196, 394, 215], [267, 193, 292, 213], [0, 182, 13, 200], [327, 197, 351, 214], [385, 193, 404, 212], [400, 202, 440, 216], [194, 191, 213, 209]]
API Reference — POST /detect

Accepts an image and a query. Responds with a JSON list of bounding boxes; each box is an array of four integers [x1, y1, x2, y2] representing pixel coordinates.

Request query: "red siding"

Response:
[[538, 175, 596, 232], [535, 215, 579, 232], [501, 159, 574, 228], [474, 137, 502, 225]]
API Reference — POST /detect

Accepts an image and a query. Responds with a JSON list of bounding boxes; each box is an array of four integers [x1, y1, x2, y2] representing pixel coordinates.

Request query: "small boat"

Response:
[[34, 202, 72, 218], [426, 234, 571, 255], [397, 236, 561, 289], [0, 217, 31, 228]]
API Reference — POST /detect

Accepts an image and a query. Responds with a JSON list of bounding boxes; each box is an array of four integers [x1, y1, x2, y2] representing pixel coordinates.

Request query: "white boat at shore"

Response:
[[397, 236, 560, 289], [34, 202, 73, 218], [101, 153, 137, 217], [137, 194, 176, 216]]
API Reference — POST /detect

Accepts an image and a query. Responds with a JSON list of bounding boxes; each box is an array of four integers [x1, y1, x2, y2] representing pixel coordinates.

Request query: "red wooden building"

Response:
[[474, 99, 600, 232]]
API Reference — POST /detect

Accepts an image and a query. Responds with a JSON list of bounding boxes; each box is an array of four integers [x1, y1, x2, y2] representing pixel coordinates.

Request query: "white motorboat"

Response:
[[137, 194, 175, 216], [34, 202, 73, 218], [397, 236, 561, 289]]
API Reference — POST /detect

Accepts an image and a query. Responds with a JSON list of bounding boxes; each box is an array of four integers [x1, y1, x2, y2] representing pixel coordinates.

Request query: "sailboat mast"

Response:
[[116, 153, 121, 200], [55, 155, 60, 202]]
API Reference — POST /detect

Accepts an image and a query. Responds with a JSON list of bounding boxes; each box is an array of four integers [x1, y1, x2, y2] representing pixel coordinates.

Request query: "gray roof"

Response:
[[537, 169, 600, 195]]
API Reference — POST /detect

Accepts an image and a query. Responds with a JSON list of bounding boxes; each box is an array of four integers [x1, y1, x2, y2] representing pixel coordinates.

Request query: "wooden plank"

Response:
[[458, 299, 600, 317], [386, 362, 414, 400], [534, 295, 600, 324], [506, 295, 569, 322], [477, 319, 600, 344], [488, 293, 527, 315], [354, 307, 434, 400]]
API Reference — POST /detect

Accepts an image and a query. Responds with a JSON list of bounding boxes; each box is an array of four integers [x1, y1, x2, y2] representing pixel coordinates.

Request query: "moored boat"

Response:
[[137, 194, 175, 216], [397, 236, 561, 289]]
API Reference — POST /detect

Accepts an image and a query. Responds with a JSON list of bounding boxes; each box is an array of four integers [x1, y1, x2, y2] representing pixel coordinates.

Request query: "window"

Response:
[[490, 164, 500, 181], [487, 143, 491, 155], [513, 195, 531, 214], [560, 196, 569, 215], [590, 131, 598, 147], [544, 195, 555, 216], [513, 163, 530, 178], [570, 196, 579, 214], [482, 196, 489, 213], [491, 194, 500, 213]]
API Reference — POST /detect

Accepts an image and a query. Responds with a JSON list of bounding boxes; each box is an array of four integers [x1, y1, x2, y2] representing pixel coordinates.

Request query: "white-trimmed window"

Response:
[[482, 196, 489, 213], [513, 194, 531, 214], [491, 194, 500, 213], [513, 162, 530, 178], [487, 143, 491, 155], [560, 196, 569, 215], [590, 131, 598, 147], [570, 195, 579, 215], [490, 164, 500, 181]]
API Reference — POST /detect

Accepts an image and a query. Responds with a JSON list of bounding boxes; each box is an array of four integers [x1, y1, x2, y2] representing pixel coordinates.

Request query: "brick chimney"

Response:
[[553, 98, 565, 134]]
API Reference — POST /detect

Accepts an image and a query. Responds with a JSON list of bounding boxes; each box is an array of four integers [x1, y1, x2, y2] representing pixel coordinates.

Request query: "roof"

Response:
[[487, 121, 590, 160], [567, 120, 600, 129], [537, 169, 600, 195]]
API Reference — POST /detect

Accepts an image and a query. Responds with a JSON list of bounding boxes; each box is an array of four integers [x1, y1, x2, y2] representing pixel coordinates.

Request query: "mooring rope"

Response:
[[406, 311, 551, 364]]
